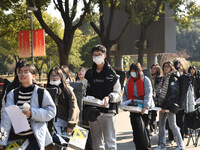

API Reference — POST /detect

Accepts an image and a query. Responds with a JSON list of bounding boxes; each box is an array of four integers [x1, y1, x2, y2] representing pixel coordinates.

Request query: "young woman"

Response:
[[47, 67, 79, 135], [75, 67, 87, 82], [150, 64, 163, 133], [167, 64, 186, 143], [188, 65, 200, 99], [123, 63, 153, 150], [154, 61, 185, 150], [0, 61, 56, 150], [75, 67, 87, 97], [61, 65, 72, 82]]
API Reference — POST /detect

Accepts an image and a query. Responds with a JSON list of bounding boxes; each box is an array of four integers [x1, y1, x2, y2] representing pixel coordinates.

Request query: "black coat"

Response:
[[178, 74, 192, 109], [161, 73, 180, 113]]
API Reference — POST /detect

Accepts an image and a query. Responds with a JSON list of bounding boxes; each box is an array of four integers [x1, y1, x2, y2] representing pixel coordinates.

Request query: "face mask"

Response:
[[50, 80, 61, 86], [93, 55, 104, 65], [130, 72, 137, 78]]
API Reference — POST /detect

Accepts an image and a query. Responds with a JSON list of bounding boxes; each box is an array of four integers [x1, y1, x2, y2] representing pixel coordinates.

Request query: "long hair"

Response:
[[61, 65, 71, 81], [151, 64, 163, 77], [162, 61, 176, 73], [47, 67, 68, 89], [75, 67, 87, 81], [188, 66, 198, 76], [129, 62, 143, 78]]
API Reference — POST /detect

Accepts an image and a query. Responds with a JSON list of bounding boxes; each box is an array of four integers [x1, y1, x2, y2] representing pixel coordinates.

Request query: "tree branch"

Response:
[[106, 0, 116, 39], [57, 0, 68, 21], [112, 15, 131, 44], [90, 21, 101, 36], [70, 0, 78, 21], [28, 0, 62, 44], [73, 0, 92, 31], [145, 1, 164, 28], [99, 0, 104, 34], [53, 0, 60, 11]]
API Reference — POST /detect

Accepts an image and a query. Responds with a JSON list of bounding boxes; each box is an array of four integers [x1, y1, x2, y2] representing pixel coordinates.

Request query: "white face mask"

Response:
[[130, 72, 137, 78], [50, 80, 61, 86], [93, 55, 104, 65]]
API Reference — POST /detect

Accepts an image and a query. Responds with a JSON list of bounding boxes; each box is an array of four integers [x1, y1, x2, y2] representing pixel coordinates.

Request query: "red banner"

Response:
[[18, 31, 31, 58], [33, 29, 46, 57]]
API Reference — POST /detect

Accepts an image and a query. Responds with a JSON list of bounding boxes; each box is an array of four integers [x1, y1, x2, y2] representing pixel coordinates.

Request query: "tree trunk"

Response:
[[58, 42, 71, 66], [58, 33, 74, 66], [103, 42, 113, 64], [38, 72, 41, 82], [137, 24, 146, 67]]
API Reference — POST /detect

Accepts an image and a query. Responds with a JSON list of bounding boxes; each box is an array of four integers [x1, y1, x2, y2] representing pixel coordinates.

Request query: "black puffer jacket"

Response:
[[178, 74, 192, 109], [161, 73, 180, 113]]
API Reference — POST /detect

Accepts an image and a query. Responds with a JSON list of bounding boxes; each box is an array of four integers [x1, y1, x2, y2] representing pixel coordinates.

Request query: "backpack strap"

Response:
[[37, 88, 44, 108], [14, 88, 20, 105], [13, 87, 44, 108]]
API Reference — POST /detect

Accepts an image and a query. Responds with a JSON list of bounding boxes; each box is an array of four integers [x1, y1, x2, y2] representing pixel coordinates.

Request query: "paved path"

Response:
[[116, 110, 199, 150]]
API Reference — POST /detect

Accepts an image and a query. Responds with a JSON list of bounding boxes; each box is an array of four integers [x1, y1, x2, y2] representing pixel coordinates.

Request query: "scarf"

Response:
[[157, 71, 173, 101], [128, 77, 145, 103]]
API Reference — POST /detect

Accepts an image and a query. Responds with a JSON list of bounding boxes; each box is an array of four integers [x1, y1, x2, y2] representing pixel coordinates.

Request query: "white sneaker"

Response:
[[154, 145, 166, 150]]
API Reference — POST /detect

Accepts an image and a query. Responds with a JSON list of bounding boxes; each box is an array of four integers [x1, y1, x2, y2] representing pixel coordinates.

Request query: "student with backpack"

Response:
[[0, 61, 56, 150], [47, 67, 79, 136]]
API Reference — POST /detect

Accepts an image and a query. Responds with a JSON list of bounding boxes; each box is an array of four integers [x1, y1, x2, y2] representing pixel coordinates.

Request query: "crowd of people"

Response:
[[0, 44, 200, 150]]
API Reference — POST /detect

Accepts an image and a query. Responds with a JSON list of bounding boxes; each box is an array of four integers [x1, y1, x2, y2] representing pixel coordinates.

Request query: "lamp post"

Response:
[[26, 7, 38, 65]]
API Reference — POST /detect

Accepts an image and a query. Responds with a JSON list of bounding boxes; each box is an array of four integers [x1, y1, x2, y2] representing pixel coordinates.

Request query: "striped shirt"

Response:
[[16, 84, 35, 136]]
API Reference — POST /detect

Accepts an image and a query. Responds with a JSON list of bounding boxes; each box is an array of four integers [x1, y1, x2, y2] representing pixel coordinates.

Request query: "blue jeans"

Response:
[[54, 118, 68, 135], [158, 112, 184, 149]]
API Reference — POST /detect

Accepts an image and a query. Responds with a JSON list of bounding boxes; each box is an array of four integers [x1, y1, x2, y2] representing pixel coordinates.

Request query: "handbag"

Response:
[[82, 106, 100, 122]]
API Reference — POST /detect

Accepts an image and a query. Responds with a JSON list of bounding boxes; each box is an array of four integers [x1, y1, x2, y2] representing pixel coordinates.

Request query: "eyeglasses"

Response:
[[50, 74, 60, 78], [164, 65, 170, 68], [92, 54, 103, 57], [18, 70, 30, 75]]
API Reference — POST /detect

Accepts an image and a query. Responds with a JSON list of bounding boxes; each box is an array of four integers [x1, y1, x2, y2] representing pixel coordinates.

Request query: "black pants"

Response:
[[168, 109, 185, 141], [149, 110, 157, 132], [130, 113, 150, 150], [26, 134, 40, 150]]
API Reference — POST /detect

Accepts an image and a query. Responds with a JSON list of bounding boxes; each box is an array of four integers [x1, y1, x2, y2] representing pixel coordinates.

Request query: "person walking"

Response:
[[154, 61, 185, 150], [83, 44, 121, 150]]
